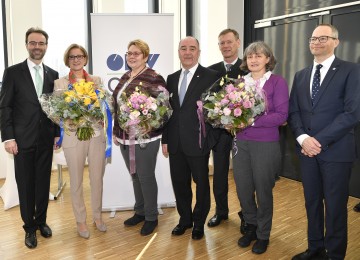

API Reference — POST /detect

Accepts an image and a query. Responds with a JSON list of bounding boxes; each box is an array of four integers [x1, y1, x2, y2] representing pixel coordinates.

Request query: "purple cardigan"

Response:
[[236, 74, 289, 142]]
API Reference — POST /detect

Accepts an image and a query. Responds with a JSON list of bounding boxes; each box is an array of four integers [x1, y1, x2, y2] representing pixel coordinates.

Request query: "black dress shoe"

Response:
[[252, 239, 269, 254], [354, 202, 360, 212], [25, 232, 37, 249], [191, 226, 204, 240], [207, 214, 228, 227], [124, 214, 145, 226], [140, 220, 158, 236], [38, 223, 52, 238], [238, 224, 257, 248], [292, 248, 327, 260], [171, 224, 193, 236], [238, 211, 248, 235]]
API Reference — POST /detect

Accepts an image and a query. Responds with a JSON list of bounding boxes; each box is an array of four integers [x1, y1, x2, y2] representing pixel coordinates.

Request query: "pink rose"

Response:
[[233, 108, 242, 117], [243, 100, 253, 108], [223, 107, 231, 116]]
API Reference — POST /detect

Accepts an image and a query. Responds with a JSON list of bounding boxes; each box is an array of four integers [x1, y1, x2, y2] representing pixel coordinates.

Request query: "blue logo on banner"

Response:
[[106, 53, 160, 71], [106, 53, 160, 92]]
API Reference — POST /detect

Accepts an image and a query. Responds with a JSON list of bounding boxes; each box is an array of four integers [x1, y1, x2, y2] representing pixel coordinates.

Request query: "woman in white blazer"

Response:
[[54, 44, 106, 239]]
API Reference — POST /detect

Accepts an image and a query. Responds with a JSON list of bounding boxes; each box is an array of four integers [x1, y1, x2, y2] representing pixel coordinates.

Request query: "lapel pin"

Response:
[[332, 67, 336, 70]]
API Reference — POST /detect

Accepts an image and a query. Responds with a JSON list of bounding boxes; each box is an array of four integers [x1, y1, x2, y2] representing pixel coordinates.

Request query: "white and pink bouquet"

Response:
[[199, 76, 266, 136], [117, 82, 172, 143]]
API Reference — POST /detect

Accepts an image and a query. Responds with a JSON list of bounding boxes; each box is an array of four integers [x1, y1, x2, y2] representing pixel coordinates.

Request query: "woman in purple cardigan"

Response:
[[233, 41, 289, 254]]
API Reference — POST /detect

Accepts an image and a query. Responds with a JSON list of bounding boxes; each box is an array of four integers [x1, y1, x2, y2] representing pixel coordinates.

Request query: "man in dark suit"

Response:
[[0, 27, 59, 249], [207, 28, 247, 231], [162, 36, 219, 240], [288, 24, 360, 260]]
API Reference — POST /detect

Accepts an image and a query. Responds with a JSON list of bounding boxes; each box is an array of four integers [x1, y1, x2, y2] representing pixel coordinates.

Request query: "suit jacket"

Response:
[[0, 60, 59, 149], [162, 64, 219, 156], [208, 58, 245, 79], [288, 57, 360, 162], [54, 75, 104, 148]]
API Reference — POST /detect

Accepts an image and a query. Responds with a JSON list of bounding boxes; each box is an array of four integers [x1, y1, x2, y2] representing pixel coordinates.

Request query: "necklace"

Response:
[[129, 66, 147, 81]]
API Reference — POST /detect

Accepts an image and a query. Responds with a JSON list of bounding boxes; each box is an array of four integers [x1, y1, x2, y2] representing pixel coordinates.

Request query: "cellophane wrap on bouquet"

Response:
[[198, 76, 266, 155], [39, 81, 114, 157], [117, 82, 173, 174]]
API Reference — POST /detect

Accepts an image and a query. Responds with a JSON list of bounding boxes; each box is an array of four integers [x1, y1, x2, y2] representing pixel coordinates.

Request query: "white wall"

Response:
[[5, 0, 42, 66]]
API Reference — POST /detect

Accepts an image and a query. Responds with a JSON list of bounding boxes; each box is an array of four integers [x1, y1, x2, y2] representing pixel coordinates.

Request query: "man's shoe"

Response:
[[191, 226, 204, 240], [354, 202, 360, 212], [25, 232, 37, 249], [238, 224, 257, 248], [38, 223, 52, 238], [124, 214, 145, 226], [140, 220, 158, 236], [292, 248, 327, 260], [252, 239, 269, 254], [171, 224, 193, 236], [238, 211, 248, 235], [207, 214, 228, 227]]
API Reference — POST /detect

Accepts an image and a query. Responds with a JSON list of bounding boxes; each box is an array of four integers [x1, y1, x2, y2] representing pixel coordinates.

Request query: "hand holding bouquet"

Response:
[[199, 76, 266, 136]]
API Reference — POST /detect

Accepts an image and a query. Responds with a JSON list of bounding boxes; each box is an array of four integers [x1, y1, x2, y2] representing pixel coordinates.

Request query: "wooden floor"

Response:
[[1, 169, 360, 260]]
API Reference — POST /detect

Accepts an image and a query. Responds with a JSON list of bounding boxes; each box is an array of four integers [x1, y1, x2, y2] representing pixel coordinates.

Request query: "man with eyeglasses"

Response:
[[206, 28, 248, 233], [0, 27, 59, 249], [289, 24, 360, 260]]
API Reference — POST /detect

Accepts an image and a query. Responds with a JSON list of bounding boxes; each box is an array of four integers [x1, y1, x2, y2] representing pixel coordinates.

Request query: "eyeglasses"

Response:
[[126, 51, 142, 57], [308, 36, 337, 44], [68, 55, 85, 60], [27, 41, 47, 47]]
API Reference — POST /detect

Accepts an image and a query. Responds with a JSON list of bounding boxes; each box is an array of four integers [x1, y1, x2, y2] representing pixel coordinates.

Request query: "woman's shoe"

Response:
[[94, 220, 107, 232], [140, 220, 158, 236], [77, 223, 90, 239]]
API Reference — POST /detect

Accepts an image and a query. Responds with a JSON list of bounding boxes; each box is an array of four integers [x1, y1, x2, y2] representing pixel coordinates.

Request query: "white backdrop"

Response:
[[90, 14, 176, 211]]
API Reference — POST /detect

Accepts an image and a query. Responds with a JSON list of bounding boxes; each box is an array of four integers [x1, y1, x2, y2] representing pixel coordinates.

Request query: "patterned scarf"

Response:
[[69, 69, 93, 84]]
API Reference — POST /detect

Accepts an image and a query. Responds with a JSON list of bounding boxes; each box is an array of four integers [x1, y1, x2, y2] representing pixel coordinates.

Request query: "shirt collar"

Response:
[[313, 55, 335, 69], [182, 63, 199, 75], [27, 58, 43, 70], [244, 70, 272, 81]]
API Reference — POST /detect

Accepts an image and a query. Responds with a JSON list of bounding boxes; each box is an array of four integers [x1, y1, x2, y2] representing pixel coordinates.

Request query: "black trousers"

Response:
[[169, 144, 210, 227], [14, 143, 53, 233], [212, 130, 232, 215]]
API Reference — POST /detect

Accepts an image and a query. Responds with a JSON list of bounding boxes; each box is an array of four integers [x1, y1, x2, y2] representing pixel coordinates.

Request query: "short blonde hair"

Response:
[[63, 43, 88, 67]]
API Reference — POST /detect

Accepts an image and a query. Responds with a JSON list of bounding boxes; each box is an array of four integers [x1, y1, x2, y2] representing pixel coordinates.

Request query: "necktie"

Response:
[[179, 70, 189, 105], [226, 64, 232, 72], [311, 64, 323, 101], [34, 65, 43, 97]]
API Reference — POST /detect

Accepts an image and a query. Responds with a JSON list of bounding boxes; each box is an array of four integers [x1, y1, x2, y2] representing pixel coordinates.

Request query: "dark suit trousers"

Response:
[[14, 144, 53, 233], [300, 156, 352, 260], [169, 144, 210, 227], [212, 129, 232, 215]]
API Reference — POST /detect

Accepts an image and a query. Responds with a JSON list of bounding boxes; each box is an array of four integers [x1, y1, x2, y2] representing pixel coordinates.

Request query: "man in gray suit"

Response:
[[0, 27, 59, 249]]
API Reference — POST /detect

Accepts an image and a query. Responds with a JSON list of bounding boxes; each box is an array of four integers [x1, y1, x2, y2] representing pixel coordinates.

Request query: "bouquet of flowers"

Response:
[[198, 76, 266, 136], [117, 82, 172, 144], [40, 81, 113, 142]]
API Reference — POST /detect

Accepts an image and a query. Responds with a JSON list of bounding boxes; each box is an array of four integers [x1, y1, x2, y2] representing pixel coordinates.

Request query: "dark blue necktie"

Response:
[[311, 64, 323, 101]]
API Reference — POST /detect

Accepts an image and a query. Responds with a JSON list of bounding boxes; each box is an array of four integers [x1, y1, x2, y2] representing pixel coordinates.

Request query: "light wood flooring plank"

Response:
[[0, 168, 359, 259]]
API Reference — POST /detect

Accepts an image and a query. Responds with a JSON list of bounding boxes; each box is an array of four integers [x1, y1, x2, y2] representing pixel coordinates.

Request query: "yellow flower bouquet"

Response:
[[40, 81, 113, 141]]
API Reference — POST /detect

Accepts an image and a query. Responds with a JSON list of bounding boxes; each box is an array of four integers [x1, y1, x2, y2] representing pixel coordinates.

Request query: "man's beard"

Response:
[[29, 49, 46, 61]]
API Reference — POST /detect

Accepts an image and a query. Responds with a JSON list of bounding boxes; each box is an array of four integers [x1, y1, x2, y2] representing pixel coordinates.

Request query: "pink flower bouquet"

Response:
[[199, 76, 266, 136]]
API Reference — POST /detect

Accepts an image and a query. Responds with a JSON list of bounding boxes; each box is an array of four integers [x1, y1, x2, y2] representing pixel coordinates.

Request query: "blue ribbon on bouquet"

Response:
[[56, 119, 64, 146], [95, 89, 112, 158]]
